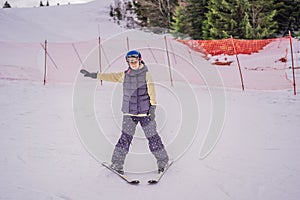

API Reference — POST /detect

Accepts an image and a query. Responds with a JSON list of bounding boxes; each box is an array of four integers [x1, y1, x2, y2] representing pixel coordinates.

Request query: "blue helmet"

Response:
[[125, 50, 142, 62]]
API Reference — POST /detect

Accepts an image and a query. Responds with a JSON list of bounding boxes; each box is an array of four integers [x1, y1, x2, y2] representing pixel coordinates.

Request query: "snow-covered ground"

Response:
[[0, 0, 93, 8], [0, 0, 123, 42], [1, 1, 300, 199]]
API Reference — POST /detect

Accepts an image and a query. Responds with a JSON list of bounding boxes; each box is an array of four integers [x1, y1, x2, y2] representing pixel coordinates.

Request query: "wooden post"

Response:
[[231, 36, 245, 91], [98, 36, 102, 85], [168, 38, 177, 64], [188, 47, 194, 64], [164, 36, 173, 87], [43, 40, 47, 85], [289, 31, 297, 95], [40, 41, 58, 70], [126, 36, 130, 51]]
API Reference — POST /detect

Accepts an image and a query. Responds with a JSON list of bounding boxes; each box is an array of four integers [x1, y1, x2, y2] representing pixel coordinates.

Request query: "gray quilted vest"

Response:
[[122, 65, 150, 115]]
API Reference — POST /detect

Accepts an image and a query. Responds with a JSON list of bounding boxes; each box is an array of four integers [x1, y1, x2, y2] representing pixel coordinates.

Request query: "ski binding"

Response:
[[102, 162, 140, 185], [148, 161, 173, 184]]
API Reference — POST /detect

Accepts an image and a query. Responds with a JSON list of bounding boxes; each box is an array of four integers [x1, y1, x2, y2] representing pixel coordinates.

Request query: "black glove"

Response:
[[149, 105, 156, 121], [80, 69, 97, 79]]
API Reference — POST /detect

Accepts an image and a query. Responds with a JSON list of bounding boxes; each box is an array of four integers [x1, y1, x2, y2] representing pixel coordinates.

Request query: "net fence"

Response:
[[0, 31, 299, 92]]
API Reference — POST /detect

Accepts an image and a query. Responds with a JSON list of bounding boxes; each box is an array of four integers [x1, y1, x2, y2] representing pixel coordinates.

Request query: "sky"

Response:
[[1, 0, 94, 8]]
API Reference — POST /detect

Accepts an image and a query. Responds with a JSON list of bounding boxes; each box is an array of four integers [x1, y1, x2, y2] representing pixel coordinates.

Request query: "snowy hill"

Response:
[[0, 0, 123, 42], [0, 1, 300, 200]]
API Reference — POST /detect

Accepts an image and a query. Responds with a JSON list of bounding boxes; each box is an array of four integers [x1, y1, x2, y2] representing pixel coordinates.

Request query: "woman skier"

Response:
[[80, 50, 169, 175]]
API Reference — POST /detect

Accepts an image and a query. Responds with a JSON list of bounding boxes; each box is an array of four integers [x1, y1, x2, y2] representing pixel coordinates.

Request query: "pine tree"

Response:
[[133, 1, 148, 26], [241, 12, 253, 39], [171, 5, 191, 38], [171, 0, 208, 39], [186, 0, 208, 39], [203, 0, 247, 39], [133, 0, 178, 30], [108, 1, 137, 28], [3, 1, 11, 8], [109, 5, 114, 17], [114, 3, 122, 20], [203, 0, 277, 39], [274, 0, 300, 36], [247, 0, 277, 39], [124, 1, 136, 28]]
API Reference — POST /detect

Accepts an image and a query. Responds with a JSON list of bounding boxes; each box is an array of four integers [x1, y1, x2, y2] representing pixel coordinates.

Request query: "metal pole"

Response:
[[289, 31, 297, 95], [188, 47, 194, 64], [126, 36, 130, 51], [98, 36, 103, 85], [168, 38, 177, 64], [43, 40, 47, 85], [231, 36, 245, 91], [40, 43, 58, 69], [164, 36, 173, 87]]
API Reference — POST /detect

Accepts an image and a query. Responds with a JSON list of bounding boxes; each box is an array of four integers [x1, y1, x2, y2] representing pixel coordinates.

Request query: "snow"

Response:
[[0, 1, 94, 8], [0, 0, 122, 42], [1, 0, 300, 199]]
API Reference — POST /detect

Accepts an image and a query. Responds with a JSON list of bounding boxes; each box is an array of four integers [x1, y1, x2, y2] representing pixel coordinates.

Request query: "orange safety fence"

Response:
[[178, 36, 299, 92], [178, 38, 277, 56], [0, 34, 299, 93]]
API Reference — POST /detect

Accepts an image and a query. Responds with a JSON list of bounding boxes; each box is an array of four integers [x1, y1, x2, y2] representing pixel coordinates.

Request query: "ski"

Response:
[[102, 162, 140, 185], [148, 161, 173, 184]]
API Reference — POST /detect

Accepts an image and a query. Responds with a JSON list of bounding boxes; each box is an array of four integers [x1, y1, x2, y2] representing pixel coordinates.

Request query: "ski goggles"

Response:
[[126, 54, 139, 63]]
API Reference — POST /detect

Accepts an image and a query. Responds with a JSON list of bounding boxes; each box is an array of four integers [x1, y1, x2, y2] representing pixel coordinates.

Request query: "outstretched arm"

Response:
[[97, 72, 124, 83], [80, 69, 124, 83]]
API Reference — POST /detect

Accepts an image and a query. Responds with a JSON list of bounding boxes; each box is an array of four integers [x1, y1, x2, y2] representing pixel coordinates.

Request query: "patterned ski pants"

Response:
[[111, 115, 169, 169]]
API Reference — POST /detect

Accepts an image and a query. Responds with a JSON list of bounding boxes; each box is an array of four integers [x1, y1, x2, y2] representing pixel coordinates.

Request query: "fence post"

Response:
[[188, 47, 194, 64], [164, 36, 173, 87], [40, 41, 58, 73], [289, 31, 297, 95], [43, 40, 47, 85], [231, 36, 245, 91], [126, 37, 130, 51], [168, 38, 177, 64], [98, 36, 103, 85]]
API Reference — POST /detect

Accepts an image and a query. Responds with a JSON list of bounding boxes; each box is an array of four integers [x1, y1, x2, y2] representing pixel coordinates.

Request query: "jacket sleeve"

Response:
[[146, 72, 157, 105], [97, 72, 124, 83]]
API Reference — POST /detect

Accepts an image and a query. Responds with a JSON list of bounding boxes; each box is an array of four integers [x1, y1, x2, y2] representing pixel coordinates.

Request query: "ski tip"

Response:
[[148, 180, 158, 184], [129, 180, 140, 185]]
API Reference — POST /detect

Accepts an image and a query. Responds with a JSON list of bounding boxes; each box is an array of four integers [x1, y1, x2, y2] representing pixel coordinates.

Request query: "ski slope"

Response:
[[0, 1, 300, 199]]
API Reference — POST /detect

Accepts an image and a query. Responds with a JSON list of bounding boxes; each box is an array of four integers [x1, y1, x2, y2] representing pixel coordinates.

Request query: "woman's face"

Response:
[[129, 60, 139, 70]]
